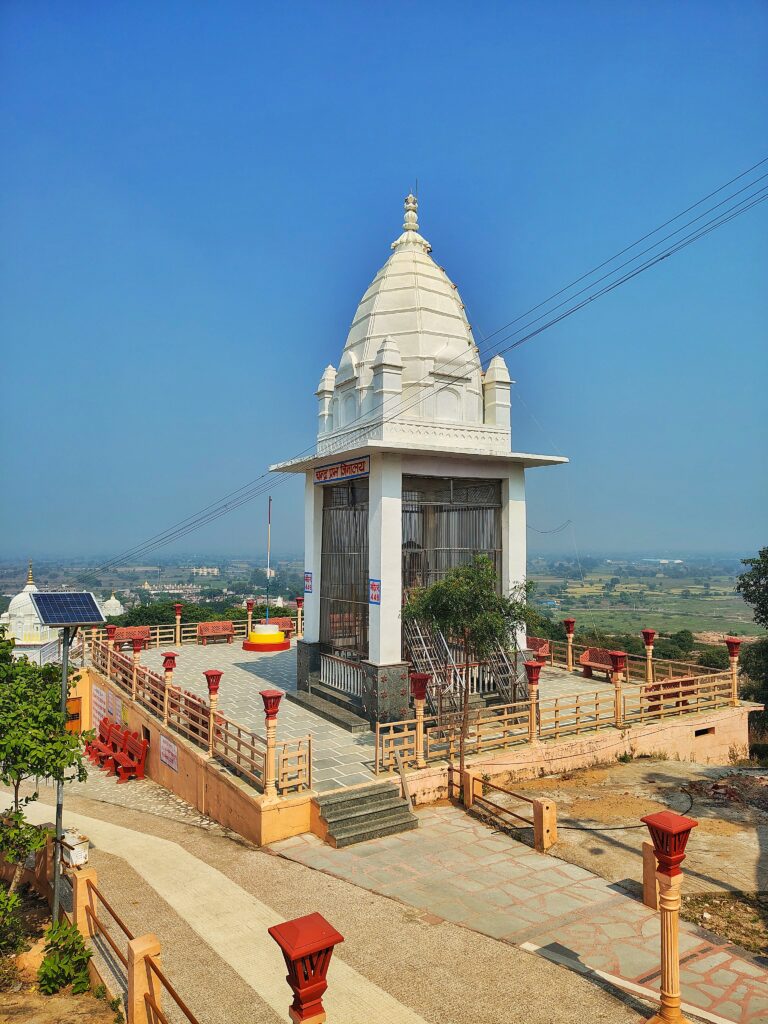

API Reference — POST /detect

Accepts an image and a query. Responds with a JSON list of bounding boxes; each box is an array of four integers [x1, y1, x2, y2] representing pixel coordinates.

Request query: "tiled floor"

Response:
[[140, 644, 376, 791], [272, 805, 768, 1023]]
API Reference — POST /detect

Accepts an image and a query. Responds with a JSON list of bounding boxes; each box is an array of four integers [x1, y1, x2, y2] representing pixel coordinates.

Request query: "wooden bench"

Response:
[[579, 647, 614, 680], [197, 620, 234, 645], [111, 732, 148, 783], [85, 717, 116, 764], [526, 636, 550, 665], [257, 616, 295, 639], [96, 724, 130, 771], [642, 677, 696, 713], [113, 625, 152, 650]]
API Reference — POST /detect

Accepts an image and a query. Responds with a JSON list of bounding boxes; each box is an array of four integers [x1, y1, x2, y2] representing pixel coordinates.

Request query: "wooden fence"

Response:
[[89, 615, 298, 651], [540, 638, 721, 683]]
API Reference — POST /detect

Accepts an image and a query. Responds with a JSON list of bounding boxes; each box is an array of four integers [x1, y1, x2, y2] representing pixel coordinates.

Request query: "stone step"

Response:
[[315, 781, 417, 847], [321, 791, 406, 827], [285, 689, 370, 735], [311, 681, 364, 715], [316, 782, 397, 809], [331, 813, 419, 849]]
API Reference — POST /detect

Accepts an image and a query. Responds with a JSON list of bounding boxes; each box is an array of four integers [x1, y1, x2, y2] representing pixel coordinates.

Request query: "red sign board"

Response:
[[304, 572, 313, 594], [313, 456, 370, 485], [369, 578, 381, 604]]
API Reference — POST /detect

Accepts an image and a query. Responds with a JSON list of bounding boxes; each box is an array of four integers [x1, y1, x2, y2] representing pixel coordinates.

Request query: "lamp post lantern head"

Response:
[[204, 669, 223, 697], [106, 624, 116, 642], [162, 652, 177, 672], [609, 650, 627, 674], [725, 636, 742, 659], [642, 628, 656, 648], [641, 810, 698, 876], [563, 617, 576, 636], [246, 598, 255, 614], [174, 603, 183, 617], [260, 689, 283, 721], [131, 638, 144, 656], [268, 912, 344, 1024], [410, 672, 430, 702], [524, 660, 542, 687], [296, 596, 304, 610]]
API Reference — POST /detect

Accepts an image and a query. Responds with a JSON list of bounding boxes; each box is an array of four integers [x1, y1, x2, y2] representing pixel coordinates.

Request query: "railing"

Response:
[[538, 690, 617, 740], [278, 735, 313, 793], [319, 653, 364, 698], [145, 956, 201, 1024], [89, 615, 298, 650], [213, 714, 267, 788], [623, 671, 732, 724], [84, 877, 134, 969], [135, 666, 166, 717], [469, 776, 535, 827], [541, 638, 721, 682], [166, 687, 210, 749]]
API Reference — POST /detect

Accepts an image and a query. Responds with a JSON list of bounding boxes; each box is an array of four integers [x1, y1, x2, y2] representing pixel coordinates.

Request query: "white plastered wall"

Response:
[[303, 472, 324, 644], [367, 452, 403, 665]]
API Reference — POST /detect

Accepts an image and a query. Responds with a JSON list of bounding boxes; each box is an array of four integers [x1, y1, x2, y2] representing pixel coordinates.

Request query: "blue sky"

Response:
[[1, 1, 766, 561]]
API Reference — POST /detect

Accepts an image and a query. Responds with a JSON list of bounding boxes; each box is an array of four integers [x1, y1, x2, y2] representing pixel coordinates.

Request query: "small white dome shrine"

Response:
[[101, 592, 125, 617], [1, 562, 58, 649]]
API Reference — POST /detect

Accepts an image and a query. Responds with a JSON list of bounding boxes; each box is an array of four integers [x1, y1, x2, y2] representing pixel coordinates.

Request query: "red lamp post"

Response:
[[609, 650, 627, 685], [173, 603, 183, 646], [268, 912, 344, 1024], [162, 652, 177, 676], [563, 617, 575, 635], [725, 636, 741, 706], [642, 628, 656, 685], [641, 811, 698, 1024], [524, 661, 541, 741], [295, 596, 305, 638], [410, 672, 430, 768], [204, 670, 223, 756], [261, 689, 283, 797], [204, 669, 223, 697], [563, 618, 576, 671]]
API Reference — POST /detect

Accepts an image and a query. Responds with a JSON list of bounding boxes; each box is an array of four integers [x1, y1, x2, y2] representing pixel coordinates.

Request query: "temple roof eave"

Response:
[[270, 442, 568, 474]]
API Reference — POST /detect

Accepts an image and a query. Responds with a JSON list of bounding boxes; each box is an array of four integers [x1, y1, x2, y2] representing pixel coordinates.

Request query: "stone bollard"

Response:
[[204, 670, 223, 758], [260, 690, 283, 798], [563, 617, 575, 672], [410, 672, 429, 769], [268, 912, 344, 1024], [642, 629, 656, 686], [70, 866, 98, 936], [641, 811, 698, 1024], [463, 769, 479, 808], [725, 636, 741, 706], [174, 603, 182, 647], [127, 933, 162, 1024], [532, 798, 557, 852]]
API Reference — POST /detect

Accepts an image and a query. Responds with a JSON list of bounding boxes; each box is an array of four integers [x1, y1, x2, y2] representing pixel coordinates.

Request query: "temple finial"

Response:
[[27, 560, 34, 586], [403, 193, 419, 233], [391, 192, 431, 253]]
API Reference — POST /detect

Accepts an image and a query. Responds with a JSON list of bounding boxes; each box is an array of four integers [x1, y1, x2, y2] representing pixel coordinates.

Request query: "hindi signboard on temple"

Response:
[[369, 578, 381, 604], [313, 456, 370, 485], [304, 572, 313, 593]]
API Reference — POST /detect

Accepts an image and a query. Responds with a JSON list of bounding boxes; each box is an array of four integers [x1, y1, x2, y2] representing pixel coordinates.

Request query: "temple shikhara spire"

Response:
[[272, 192, 567, 720]]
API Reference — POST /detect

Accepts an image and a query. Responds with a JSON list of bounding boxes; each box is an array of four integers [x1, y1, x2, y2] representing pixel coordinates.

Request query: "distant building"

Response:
[[190, 566, 220, 577], [0, 562, 59, 663], [100, 592, 126, 617]]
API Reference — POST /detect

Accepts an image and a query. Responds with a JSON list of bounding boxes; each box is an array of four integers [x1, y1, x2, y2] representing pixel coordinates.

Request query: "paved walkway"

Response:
[[272, 806, 768, 1024], [10, 777, 642, 1024], [139, 644, 376, 791]]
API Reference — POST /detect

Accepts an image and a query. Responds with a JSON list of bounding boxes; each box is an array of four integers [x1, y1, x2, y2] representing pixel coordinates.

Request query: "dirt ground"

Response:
[[491, 757, 768, 955]]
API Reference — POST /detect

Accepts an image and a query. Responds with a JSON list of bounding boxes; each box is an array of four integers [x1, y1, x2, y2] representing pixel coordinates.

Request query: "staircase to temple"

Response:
[[314, 782, 418, 848]]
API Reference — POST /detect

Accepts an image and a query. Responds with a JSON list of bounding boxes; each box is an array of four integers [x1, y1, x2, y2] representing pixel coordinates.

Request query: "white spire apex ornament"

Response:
[[391, 193, 431, 253]]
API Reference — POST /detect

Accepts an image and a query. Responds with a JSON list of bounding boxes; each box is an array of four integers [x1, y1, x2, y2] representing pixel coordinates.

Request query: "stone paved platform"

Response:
[[272, 805, 768, 1024], [139, 643, 376, 791]]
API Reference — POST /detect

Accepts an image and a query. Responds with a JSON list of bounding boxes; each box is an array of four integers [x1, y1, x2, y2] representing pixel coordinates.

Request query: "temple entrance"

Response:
[[319, 479, 369, 659]]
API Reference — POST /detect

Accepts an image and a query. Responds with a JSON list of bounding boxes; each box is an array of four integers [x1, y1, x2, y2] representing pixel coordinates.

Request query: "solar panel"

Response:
[[30, 592, 106, 627]]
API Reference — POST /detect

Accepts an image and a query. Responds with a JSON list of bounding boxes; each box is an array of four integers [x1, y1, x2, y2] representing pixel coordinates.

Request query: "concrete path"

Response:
[[272, 806, 768, 1024], [11, 777, 642, 1024]]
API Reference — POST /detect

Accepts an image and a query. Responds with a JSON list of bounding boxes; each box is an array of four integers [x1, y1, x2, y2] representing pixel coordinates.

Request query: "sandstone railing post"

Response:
[[532, 798, 558, 852], [268, 912, 344, 1024], [296, 596, 304, 639], [70, 866, 98, 935], [131, 638, 142, 701], [642, 628, 656, 685], [106, 624, 116, 679], [161, 653, 176, 726], [246, 598, 254, 639], [524, 661, 541, 741], [410, 672, 430, 769], [563, 617, 575, 672], [641, 811, 698, 1024], [205, 669, 223, 758], [725, 636, 741, 706], [174, 603, 182, 647], [127, 933, 162, 1024], [610, 650, 627, 727], [260, 689, 283, 798]]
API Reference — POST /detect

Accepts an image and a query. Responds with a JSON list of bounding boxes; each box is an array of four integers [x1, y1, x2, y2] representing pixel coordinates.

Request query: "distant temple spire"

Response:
[[27, 560, 34, 586]]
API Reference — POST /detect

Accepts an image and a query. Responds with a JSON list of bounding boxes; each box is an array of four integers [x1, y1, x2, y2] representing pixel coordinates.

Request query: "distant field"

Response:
[[530, 571, 763, 636]]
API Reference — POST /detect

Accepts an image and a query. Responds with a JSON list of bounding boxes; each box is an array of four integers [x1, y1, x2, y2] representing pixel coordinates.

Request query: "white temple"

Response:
[[272, 195, 567, 723], [0, 562, 59, 663], [101, 592, 126, 617]]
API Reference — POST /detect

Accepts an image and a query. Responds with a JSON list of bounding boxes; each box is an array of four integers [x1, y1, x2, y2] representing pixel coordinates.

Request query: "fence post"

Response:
[[296, 596, 304, 638], [260, 690, 283, 798], [127, 934, 162, 1024], [563, 618, 575, 671], [162, 653, 176, 726], [532, 798, 557, 852], [725, 637, 741, 706], [642, 840, 659, 910], [410, 672, 429, 769], [174, 603, 182, 647], [524, 661, 541, 741], [131, 639, 142, 701], [70, 867, 98, 935], [204, 670, 222, 758], [642, 629, 656, 685], [463, 769, 478, 808]]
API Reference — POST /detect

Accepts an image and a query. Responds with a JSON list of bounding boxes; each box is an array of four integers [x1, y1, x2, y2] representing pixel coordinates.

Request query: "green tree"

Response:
[[403, 556, 528, 775], [736, 548, 768, 629]]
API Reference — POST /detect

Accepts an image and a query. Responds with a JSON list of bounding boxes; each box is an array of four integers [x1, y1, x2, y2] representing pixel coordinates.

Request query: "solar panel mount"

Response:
[[30, 592, 106, 628]]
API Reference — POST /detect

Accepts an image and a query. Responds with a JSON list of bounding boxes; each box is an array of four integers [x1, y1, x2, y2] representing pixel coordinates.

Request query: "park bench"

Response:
[[85, 717, 116, 764], [526, 636, 550, 665], [110, 732, 148, 783], [642, 677, 696, 713], [95, 724, 130, 771], [579, 647, 614, 681], [197, 620, 234, 645], [113, 625, 151, 650], [257, 616, 295, 639]]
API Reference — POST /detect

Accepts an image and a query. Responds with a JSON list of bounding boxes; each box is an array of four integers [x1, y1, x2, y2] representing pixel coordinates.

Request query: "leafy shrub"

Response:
[[37, 918, 92, 995], [698, 646, 730, 670], [0, 888, 24, 955]]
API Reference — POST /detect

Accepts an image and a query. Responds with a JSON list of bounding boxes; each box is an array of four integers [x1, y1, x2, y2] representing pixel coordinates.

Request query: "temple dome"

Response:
[[341, 194, 481, 386], [4, 562, 58, 646], [101, 592, 125, 617]]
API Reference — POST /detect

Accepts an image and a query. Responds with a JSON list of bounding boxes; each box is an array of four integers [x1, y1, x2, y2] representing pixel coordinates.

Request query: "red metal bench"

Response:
[[113, 626, 151, 650], [111, 732, 148, 783], [257, 617, 295, 639], [579, 647, 614, 680], [197, 621, 234, 645], [96, 724, 130, 771], [85, 717, 116, 764], [526, 636, 550, 665], [642, 677, 696, 713]]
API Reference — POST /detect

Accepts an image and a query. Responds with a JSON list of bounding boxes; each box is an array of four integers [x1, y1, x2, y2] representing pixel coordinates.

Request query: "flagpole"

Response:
[[266, 496, 272, 623]]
